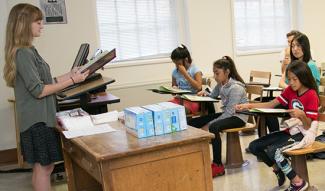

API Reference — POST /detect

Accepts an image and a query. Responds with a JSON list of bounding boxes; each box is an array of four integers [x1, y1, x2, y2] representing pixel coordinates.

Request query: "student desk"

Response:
[[150, 90, 217, 117], [262, 86, 283, 98], [60, 122, 214, 191], [238, 110, 289, 137]]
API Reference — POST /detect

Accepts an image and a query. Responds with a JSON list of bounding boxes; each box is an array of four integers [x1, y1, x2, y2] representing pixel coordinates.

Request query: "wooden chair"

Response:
[[221, 84, 264, 168], [319, 77, 325, 95], [250, 70, 271, 98], [249, 70, 271, 87], [284, 95, 325, 188]]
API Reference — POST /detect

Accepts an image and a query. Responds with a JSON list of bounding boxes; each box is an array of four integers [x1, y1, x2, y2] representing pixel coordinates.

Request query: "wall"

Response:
[[302, 0, 325, 63], [1, 0, 324, 150]]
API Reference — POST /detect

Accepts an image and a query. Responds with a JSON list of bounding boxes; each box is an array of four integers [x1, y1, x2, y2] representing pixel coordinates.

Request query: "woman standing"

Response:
[[3, 4, 89, 191]]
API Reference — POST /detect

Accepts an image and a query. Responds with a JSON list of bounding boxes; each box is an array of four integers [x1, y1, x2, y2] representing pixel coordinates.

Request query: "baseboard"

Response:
[[0, 148, 17, 166]]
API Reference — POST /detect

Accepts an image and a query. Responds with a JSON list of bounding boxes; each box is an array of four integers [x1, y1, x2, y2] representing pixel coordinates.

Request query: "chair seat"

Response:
[[222, 123, 256, 133], [285, 141, 325, 156]]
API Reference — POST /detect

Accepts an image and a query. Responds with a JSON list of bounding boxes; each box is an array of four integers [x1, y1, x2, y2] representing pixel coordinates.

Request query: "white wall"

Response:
[[1, 0, 324, 150], [301, 0, 325, 63]]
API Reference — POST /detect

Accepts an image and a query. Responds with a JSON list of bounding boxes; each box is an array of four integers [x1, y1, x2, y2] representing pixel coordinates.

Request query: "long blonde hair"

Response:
[[4, 3, 43, 87]]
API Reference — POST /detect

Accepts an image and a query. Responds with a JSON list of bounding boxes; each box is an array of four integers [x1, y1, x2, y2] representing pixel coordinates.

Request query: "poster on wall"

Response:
[[39, 0, 67, 24]]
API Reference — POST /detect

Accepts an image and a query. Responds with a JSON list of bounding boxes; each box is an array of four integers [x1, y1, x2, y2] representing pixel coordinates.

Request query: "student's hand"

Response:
[[287, 109, 305, 119], [71, 70, 90, 84], [235, 103, 251, 111], [197, 90, 207, 96], [177, 64, 187, 75]]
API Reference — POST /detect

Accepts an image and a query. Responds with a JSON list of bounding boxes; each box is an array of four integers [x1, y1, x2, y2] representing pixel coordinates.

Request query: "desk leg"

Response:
[[258, 116, 267, 137], [291, 155, 309, 184]]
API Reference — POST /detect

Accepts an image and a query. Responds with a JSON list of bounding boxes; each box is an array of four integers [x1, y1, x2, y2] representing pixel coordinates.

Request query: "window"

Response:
[[96, 0, 179, 62], [233, 0, 291, 53]]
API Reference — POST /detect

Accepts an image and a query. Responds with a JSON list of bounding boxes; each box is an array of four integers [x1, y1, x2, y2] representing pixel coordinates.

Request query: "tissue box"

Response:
[[124, 107, 154, 138], [124, 107, 147, 138], [158, 102, 187, 131], [157, 102, 180, 133], [137, 107, 155, 137], [142, 104, 165, 136]]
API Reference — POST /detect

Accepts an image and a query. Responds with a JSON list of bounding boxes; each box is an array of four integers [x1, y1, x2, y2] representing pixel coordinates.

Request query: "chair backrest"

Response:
[[246, 84, 264, 102], [319, 95, 325, 121], [249, 70, 271, 85], [202, 77, 212, 87]]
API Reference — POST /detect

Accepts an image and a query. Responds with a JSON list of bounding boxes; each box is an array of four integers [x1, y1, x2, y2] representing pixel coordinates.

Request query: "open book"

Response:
[[181, 94, 218, 102], [151, 86, 192, 94], [80, 49, 116, 75], [249, 108, 289, 113]]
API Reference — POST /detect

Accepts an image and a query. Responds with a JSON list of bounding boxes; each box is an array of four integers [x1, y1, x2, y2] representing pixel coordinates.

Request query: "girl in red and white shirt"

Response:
[[236, 60, 318, 191]]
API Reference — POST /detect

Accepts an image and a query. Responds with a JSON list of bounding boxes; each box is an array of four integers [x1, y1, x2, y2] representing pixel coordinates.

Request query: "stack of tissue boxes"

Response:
[[124, 102, 187, 138]]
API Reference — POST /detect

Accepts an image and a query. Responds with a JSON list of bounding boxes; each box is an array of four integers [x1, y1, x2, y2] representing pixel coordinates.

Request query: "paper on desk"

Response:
[[249, 108, 289, 113], [91, 110, 118, 125], [59, 115, 94, 131], [263, 86, 283, 91], [62, 123, 117, 139], [181, 94, 217, 102]]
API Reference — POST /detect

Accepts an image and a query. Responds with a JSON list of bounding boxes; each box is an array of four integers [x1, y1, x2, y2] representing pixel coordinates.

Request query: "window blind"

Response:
[[96, 0, 179, 62], [234, 0, 291, 52]]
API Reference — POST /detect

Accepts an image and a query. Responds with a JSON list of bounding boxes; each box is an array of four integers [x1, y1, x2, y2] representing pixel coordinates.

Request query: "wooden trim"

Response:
[[0, 148, 18, 166]]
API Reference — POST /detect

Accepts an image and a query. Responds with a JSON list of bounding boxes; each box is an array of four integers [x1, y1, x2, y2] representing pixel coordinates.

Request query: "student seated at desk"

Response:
[[169, 44, 203, 114], [3, 4, 89, 191], [279, 33, 320, 89], [236, 60, 318, 191], [267, 33, 320, 135], [188, 56, 248, 177]]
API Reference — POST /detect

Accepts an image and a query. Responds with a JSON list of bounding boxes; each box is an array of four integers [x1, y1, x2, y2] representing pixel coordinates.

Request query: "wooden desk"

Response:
[[238, 110, 288, 137], [60, 122, 214, 191], [57, 77, 118, 114], [58, 92, 120, 114], [58, 77, 115, 100], [262, 86, 283, 99]]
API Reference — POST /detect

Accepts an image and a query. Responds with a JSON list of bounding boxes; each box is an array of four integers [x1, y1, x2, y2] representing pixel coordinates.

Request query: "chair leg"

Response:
[[225, 132, 249, 168], [291, 155, 309, 184]]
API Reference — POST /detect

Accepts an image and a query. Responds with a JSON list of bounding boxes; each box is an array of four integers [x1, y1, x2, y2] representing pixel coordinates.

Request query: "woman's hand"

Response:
[[235, 103, 251, 111], [288, 108, 305, 119], [71, 70, 90, 84]]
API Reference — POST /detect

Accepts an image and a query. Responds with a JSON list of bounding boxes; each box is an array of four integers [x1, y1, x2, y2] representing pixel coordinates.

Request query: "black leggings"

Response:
[[188, 113, 246, 165], [249, 131, 303, 179]]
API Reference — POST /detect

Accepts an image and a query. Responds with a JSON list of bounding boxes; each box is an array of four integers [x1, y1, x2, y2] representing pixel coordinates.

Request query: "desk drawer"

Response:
[[62, 140, 102, 183]]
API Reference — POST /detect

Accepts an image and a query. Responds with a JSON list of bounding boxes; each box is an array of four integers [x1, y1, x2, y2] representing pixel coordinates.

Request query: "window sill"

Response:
[[236, 48, 283, 57], [105, 57, 172, 69]]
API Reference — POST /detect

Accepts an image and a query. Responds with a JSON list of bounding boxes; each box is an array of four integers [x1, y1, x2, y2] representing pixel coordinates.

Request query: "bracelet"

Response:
[[70, 77, 75, 84]]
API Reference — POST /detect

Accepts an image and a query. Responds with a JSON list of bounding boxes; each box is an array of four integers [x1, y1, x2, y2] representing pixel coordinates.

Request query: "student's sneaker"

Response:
[[284, 180, 308, 191], [273, 169, 286, 186], [211, 163, 225, 177]]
